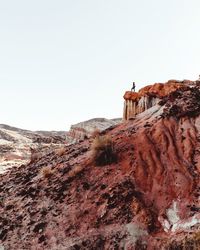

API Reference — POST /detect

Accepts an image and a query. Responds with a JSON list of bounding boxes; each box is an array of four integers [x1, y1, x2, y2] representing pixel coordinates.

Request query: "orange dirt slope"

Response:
[[1, 82, 200, 249]]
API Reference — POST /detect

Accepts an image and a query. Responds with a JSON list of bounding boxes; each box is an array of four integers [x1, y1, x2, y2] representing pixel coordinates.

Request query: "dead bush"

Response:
[[167, 231, 200, 249], [30, 147, 42, 163], [68, 165, 83, 178], [40, 166, 54, 178], [91, 129, 100, 139], [91, 135, 117, 166], [30, 153, 38, 163], [55, 147, 66, 157]]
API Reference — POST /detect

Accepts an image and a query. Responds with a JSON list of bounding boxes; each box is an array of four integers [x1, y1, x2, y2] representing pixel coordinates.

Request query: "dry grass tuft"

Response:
[[68, 165, 83, 179], [91, 129, 100, 139], [167, 231, 200, 249], [40, 166, 54, 178], [30, 153, 39, 163], [30, 148, 42, 163], [91, 135, 117, 166], [55, 147, 66, 157]]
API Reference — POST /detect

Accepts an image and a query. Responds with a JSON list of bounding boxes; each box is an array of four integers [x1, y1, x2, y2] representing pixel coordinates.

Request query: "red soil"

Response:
[[123, 80, 187, 101], [1, 82, 200, 249]]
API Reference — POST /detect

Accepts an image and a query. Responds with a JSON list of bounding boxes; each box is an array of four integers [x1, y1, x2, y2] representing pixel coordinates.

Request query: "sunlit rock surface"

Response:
[[67, 118, 121, 143], [0, 125, 67, 174], [0, 119, 121, 174], [1, 81, 200, 249], [123, 80, 195, 120]]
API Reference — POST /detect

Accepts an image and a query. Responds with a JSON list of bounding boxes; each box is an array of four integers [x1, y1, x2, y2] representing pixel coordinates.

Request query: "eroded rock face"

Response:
[[0, 119, 120, 174], [67, 118, 121, 143], [0, 125, 67, 174], [123, 80, 193, 120], [161, 85, 200, 118], [1, 81, 200, 249]]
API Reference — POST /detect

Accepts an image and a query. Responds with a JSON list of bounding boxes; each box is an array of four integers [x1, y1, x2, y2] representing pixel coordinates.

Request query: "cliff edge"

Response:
[[1, 80, 200, 249], [123, 79, 196, 120]]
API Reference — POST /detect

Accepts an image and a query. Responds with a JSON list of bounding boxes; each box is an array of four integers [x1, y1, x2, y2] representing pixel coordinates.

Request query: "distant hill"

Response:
[[0, 118, 121, 173], [67, 118, 121, 143], [0, 124, 67, 174], [1, 80, 200, 248]]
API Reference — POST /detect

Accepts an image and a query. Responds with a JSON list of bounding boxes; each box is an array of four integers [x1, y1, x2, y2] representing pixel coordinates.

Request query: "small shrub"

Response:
[[40, 166, 54, 178], [167, 231, 200, 249], [55, 147, 66, 157], [91, 135, 117, 166], [30, 147, 41, 163], [68, 165, 83, 179], [91, 129, 100, 139], [30, 153, 38, 163]]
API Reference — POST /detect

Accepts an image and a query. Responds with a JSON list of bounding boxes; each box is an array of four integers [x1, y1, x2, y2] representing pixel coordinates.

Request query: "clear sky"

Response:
[[0, 0, 200, 131]]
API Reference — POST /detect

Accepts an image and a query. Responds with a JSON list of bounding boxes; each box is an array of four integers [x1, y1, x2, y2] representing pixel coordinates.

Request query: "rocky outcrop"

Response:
[[123, 80, 193, 120], [0, 119, 121, 174], [1, 81, 200, 249], [67, 118, 121, 143], [0, 125, 67, 174], [123, 95, 161, 120]]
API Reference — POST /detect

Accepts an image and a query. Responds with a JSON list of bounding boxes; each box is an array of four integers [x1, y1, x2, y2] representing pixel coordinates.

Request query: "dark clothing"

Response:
[[131, 82, 135, 92]]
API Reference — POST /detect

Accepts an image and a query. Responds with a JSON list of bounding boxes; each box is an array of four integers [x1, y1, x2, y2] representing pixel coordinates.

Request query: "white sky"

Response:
[[0, 0, 200, 131]]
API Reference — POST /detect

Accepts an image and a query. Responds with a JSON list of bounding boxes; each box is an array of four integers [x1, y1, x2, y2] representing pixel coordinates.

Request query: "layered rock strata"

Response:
[[67, 118, 121, 143], [123, 80, 194, 120], [0, 125, 67, 174], [1, 81, 200, 248], [0, 119, 121, 174]]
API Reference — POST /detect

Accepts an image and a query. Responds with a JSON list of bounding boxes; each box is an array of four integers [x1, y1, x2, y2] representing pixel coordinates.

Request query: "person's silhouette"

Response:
[[131, 82, 135, 92]]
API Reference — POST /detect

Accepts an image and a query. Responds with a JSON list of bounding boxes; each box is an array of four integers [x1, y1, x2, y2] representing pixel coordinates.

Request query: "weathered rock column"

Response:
[[123, 81, 185, 120], [123, 91, 139, 120]]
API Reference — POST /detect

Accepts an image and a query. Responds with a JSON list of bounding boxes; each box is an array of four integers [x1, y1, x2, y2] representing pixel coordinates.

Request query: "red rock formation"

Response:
[[1, 81, 200, 249], [123, 80, 190, 120], [0, 119, 120, 174]]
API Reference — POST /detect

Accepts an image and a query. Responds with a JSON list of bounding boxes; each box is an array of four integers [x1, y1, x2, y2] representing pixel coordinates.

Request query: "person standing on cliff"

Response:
[[131, 82, 136, 92]]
